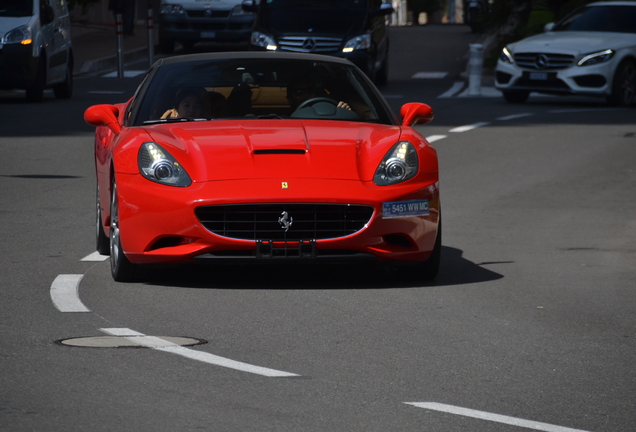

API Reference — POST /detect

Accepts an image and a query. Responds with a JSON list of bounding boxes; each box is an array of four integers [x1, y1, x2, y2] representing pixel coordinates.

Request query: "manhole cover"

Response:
[[57, 336, 207, 348]]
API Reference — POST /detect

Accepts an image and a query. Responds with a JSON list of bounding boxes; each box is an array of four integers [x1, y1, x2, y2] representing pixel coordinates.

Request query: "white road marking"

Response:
[[497, 113, 535, 121], [457, 86, 502, 98], [426, 135, 447, 143], [449, 122, 490, 133], [50, 275, 90, 313], [413, 71, 448, 79], [548, 107, 625, 114], [102, 70, 146, 78], [101, 328, 300, 378], [438, 81, 464, 98], [405, 402, 591, 432], [81, 251, 109, 262]]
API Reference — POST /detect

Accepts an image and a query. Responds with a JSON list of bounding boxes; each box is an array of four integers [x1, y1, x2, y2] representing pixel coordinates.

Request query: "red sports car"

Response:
[[85, 52, 440, 282]]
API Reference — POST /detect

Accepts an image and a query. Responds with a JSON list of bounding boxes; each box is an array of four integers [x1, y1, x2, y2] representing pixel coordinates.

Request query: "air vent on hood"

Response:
[[253, 149, 306, 155]]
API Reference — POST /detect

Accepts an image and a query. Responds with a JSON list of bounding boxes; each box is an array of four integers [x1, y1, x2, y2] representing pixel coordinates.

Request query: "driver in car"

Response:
[[286, 76, 351, 112]]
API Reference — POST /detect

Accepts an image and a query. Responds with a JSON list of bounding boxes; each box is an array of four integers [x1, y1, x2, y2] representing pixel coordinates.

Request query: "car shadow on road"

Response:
[[141, 246, 504, 290]]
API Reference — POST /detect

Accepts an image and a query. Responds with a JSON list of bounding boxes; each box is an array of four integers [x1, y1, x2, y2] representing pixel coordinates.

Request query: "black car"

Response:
[[242, 0, 393, 85]]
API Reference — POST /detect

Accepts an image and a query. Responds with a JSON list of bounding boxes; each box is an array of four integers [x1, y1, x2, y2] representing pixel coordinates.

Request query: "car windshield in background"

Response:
[[554, 5, 636, 34], [0, 0, 33, 17], [132, 57, 394, 126], [262, 0, 366, 8]]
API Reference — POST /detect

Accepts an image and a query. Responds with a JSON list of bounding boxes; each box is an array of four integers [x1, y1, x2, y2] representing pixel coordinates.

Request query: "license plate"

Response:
[[382, 199, 429, 219], [201, 31, 216, 39], [529, 72, 548, 80]]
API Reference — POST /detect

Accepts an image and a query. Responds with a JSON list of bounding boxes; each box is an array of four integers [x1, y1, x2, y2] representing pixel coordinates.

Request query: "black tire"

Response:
[[96, 183, 110, 255], [418, 216, 441, 282], [26, 56, 46, 103], [607, 59, 636, 107], [110, 182, 137, 282], [502, 89, 530, 104], [393, 215, 441, 283], [54, 60, 73, 99]]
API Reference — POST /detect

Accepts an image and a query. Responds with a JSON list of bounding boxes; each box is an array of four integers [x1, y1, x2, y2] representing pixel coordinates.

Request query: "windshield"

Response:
[[261, 0, 366, 9], [554, 5, 636, 33], [0, 0, 34, 17], [131, 57, 394, 126]]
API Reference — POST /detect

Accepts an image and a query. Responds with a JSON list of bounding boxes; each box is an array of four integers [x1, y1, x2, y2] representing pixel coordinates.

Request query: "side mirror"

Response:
[[84, 104, 121, 135], [242, 0, 257, 12], [400, 103, 434, 127], [543, 22, 555, 32]]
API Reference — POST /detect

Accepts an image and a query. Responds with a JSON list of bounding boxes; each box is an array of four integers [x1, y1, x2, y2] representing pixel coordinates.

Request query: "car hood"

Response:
[[162, 0, 243, 10], [0, 16, 33, 36], [261, 6, 364, 36], [143, 120, 402, 182], [508, 31, 636, 54]]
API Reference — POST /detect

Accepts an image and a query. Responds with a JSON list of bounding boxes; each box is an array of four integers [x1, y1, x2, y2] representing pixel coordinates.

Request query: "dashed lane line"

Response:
[[50, 275, 90, 313], [497, 113, 535, 121], [101, 328, 300, 378], [449, 122, 491, 133], [81, 251, 109, 262], [405, 402, 591, 432]]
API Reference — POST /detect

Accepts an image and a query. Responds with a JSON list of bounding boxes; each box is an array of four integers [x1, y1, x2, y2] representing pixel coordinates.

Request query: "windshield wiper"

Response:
[[143, 117, 209, 125]]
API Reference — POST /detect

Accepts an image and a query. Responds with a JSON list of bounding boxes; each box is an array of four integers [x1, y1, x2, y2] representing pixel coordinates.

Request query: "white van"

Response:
[[0, 0, 74, 102]]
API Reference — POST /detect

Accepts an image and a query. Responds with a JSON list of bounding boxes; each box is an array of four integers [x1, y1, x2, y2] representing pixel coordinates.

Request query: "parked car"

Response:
[[495, 1, 636, 106], [0, 0, 73, 102], [243, 0, 393, 85], [158, 0, 256, 53], [84, 52, 440, 282]]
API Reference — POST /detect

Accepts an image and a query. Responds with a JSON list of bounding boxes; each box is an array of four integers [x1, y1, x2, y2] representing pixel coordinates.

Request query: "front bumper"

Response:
[[112, 174, 440, 264], [0, 44, 38, 90], [159, 12, 254, 44], [495, 58, 616, 97]]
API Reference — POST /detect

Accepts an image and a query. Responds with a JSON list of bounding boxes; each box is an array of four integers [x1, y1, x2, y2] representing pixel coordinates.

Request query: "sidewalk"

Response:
[[72, 23, 158, 76]]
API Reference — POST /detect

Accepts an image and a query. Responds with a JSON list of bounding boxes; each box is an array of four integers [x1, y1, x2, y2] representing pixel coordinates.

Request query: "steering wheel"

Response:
[[295, 97, 338, 111]]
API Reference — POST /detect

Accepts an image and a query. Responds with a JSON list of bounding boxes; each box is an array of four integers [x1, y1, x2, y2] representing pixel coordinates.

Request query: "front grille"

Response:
[[195, 203, 374, 241], [514, 52, 574, 69], [278, 36, 342, 53], [186, 10, 231, 19]]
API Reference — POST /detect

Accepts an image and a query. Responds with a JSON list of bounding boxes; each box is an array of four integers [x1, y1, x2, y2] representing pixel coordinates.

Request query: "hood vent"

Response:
[[254, 149, 306, 155]]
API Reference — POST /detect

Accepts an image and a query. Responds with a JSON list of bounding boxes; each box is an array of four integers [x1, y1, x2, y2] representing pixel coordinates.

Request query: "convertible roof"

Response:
[[156, 51, 356, 67]]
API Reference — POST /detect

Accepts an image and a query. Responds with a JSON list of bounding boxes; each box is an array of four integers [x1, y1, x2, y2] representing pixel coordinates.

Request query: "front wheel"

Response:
[[96, 183, 109, 255], [110, 182, 138, 282], [54, 60, 73, 99], [607, 60, 636, 107]]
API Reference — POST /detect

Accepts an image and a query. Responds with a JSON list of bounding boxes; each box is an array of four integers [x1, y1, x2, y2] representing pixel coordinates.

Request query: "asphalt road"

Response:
[[1, 25, 635, 432]]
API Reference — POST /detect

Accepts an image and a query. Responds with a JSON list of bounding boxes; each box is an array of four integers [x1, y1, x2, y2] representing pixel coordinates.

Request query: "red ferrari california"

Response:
[[85, 52, 440, 282]]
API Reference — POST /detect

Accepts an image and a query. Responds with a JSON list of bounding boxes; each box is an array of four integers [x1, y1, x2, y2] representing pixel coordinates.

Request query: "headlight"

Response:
[[343, 34, 371, 52], [2, 25, 32, 44], [578, 49, 614, 66], [160, 4, 184, 15], [374, 141, 418, 186], [232, 4, 251, 15], [251, 31, 276, 50], [138, 142, 191, 187], [500, 46, 513, 64]]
